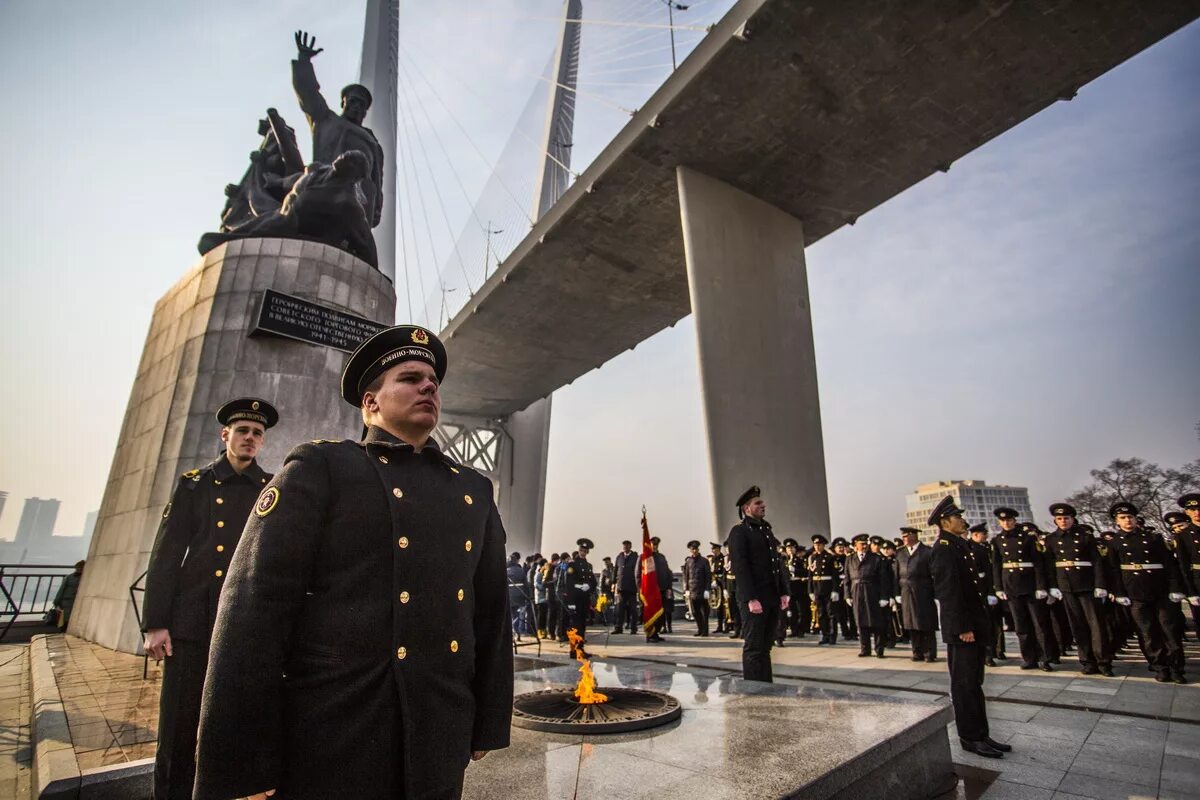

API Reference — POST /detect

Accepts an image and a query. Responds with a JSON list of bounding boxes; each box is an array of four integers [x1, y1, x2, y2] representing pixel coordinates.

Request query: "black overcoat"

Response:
[[806, 550, 839, 598], [193, 427, 513, 800], [896, 543, 939, 631], [843, 551, 895, 630], [1043, 526, 1108, 594], [929, 532, 990, 645], [682, 554, 712, 599], [991, 531, 1049, 596], [613, 550, 639, 592], [1107, 529, 1184, 601], [142, 455, 271, 641], [727, 517, 786, 607]]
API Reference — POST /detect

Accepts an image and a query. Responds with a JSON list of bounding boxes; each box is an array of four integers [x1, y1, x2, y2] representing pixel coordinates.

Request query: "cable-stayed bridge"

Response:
[[382, 0, 1199, 555]]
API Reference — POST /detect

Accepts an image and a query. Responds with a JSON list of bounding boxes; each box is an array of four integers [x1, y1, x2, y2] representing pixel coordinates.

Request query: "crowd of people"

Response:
[[506, 493, 1200, 687]]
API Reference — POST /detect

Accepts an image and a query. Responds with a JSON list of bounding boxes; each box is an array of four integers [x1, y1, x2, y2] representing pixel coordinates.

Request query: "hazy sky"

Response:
[[1, 2, 1196, 560]]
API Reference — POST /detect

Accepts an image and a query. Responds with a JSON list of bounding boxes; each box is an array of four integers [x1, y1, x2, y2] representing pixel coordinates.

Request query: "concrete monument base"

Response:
[[70, 238, 395, 654]]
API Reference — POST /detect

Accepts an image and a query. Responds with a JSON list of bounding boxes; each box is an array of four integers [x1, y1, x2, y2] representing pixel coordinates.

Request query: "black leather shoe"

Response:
[[1020, 662, 1037, 670], [911, 655, 924, 662], [1172, 671, 1188, 685], [960, 739, 1003, 758], [1155, 671, 1171, 683], [876, 651, 886, 659], [985, 658, 997, 667], [1039, 662, 1054, 672], [1081, 664, 1098, 675], [1099, 665, 1114, 677], [926, 656, 938, 663], [611, 628, 623, 634], [858, 651, 870, 657], [984, 737, 1012, 752]]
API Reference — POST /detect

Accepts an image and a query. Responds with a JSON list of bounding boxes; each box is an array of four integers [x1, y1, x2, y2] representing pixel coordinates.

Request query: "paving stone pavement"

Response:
[[0, 643, 33, 799], [9, 630, 1200, 799]]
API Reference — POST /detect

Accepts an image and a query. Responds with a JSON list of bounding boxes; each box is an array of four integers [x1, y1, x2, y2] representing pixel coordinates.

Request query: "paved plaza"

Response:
[[2, 629, 1198, 798]]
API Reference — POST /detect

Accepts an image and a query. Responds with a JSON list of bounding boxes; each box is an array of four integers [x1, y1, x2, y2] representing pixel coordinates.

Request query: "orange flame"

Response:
[[566, 628, 608, 704]]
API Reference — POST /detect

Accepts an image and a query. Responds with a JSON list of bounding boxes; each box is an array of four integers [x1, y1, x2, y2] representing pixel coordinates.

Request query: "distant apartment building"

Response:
[[904, 480, 1034, 543], [82, 510, 99, 540], [14, 497, 60, 547]]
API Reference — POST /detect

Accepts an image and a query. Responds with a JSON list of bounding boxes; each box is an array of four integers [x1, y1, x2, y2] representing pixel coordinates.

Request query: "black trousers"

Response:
[[1129, 595, 1185, 671], [1008, 593, 1056, 663], [813, 594, 835, 637], [909, 629, 938, 659], [858, 625, 886, 655], [1061, 591, 1111, 668], [615, 590, 638, 632], [688, 594, 710, 635], [155, 639, 208, 800], [785, 583, 810, 636], [987, 603, 1007, 657], [946, 640, 989, 743], [1049, 599, 1074, 651], [741, 603, 780, 682]]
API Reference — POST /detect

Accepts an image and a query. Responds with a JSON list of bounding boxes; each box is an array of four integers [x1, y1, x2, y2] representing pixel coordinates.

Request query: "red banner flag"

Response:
[[639, 507, 663, 635]]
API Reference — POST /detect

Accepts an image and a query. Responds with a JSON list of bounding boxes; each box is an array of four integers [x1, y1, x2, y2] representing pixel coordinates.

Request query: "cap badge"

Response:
[[251, 401, 260, 411], [411, 329, 430, 345]]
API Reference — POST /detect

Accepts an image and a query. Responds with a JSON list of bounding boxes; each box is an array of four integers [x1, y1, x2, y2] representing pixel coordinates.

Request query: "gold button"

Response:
[[215, 498, 224, 505], [215, 570, 223, 577], [450, 467, 460, 474], [214, 480, 222, 486], [396, 647, 407, 660], [400, 591, 410, 604], [450, 640, 459, 653], [457, 589, 464, 601], [217, 521, 225, 528], [398, 537, 410, 549], [464, 495, 473, 505], [261, 478, 267, 484], [465, 540, 473, 552], [216, 545, 224, 553], [393, 488, 404, 499], [379, 456, 389, 464]]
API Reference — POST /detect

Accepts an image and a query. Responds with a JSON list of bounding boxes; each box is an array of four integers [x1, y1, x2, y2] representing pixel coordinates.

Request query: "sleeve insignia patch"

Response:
[[1097, 544, 1108, 557], [255, 486, 281, 517]]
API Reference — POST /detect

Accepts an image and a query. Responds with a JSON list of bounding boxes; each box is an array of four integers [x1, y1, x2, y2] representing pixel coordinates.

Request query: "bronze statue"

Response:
[[200, 151, 378, 267], [219, 109, 305, 232], [292, 30, 385, 228]]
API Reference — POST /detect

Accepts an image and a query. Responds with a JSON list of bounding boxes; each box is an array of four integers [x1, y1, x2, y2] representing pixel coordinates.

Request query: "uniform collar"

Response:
[[211, 453, 265, 483], [361, 425, 459, 468]]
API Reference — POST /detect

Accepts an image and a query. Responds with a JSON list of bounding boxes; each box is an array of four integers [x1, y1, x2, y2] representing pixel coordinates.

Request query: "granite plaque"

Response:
[[252, 289, 385, 352]]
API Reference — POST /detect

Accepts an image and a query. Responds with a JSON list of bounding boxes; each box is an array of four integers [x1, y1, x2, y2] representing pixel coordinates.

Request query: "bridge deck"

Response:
[[440, 0, 1199, 417]]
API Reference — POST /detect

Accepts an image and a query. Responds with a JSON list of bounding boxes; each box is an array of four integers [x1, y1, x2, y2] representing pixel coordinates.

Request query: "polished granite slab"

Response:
[[463, 657, 954, 800]]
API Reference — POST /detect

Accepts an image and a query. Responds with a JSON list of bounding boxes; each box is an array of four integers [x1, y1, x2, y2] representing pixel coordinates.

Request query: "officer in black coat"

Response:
[[1107, 501, 1188, 683], [928, 496, 1010, 759], [897, 526, 939, 662], [708, 543, 728, 633], [682, 540, 712, 636], [1171, 493, 1200, 636], [727, 486, 789, 681], [782, 538, 810, 639], [1044, 502, 1113, 676], [807, 535, 840, 644], [968, 524, 1005, 665], [193, 325, 513, 800], [612, 540, 639, 633], [564, 538, 596, 655], [142, 397, 276, 800], [991, 507, 1056, 671], [844, 533, 895, 658]]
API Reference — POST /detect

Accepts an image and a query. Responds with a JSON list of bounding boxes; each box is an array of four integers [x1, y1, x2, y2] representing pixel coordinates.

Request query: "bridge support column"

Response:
[[496, 398, 551, 559], [676, 167, 831, 539]]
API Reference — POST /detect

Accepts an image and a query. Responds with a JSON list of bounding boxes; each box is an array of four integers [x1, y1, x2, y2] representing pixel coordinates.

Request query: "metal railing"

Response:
[[0, 563, 77, 639]]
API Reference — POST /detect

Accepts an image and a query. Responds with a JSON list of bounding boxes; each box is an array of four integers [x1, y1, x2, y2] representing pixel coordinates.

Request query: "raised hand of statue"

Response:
[[295, 30, 324, 60]]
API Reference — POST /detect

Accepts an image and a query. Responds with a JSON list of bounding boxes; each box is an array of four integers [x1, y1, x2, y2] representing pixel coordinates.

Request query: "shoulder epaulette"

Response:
[[182, 468, 200, 480], [310, 439, 341, 445], [179, 467, 204, 491]]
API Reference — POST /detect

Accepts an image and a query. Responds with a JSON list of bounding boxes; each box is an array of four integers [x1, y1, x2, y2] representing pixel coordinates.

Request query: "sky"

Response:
[[0, 2, 1197, 558]]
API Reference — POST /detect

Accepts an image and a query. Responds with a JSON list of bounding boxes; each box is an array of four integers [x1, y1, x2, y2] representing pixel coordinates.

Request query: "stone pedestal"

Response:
[[676, 167, 831, 538], [69, 238, 395, 654]]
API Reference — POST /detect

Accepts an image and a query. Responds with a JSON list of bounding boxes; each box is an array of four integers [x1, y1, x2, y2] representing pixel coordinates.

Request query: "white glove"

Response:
[[1094, 588, 1108, 600], [1049, 588, 1063, 601], [996, 591, 1008, 601], [1035, 590, 1048, 600], [1188, 596, 1200, 607], [574, 583, 590, 591], [703, 591, 709, 599], [1169, 592, 1185, 603], [1116, 596, 1131, 606], [986, 595, 998, 607], [894, 596, 902, 604], [878, 599, 890, 608], [830, 592, 840, 602]]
